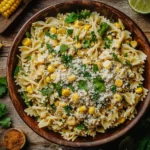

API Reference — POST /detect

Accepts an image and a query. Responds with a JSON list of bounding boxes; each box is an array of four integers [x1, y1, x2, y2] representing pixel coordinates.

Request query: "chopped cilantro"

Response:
[[0, 117, 11, 128], [83, 39, 90, 48], [124, 53, 128, 57], [67, 29, 73, 35], [111, 53, 122, 63], [60, 44, 68, 53], [93, 64, 99, 72], [104, 37, 112, 49], [27, 56, 32, 60], [14, 66, 21, 76], [0, 103, 7, 118], [50, 104, 56, 109], [64, 105, 72, 114], [83, 71, 91, 78], [76, 122, 85, 130], [78, 80, 88, 91], [0, 77, 7, 86], [61, 54, 72, 66], [65, 12, 78, 23], [21, 92, 32, 107], [46, 43, 56, 54], [25, 31, 31, 38], [111, 85, 117, 93], [68, 84, 75, 92], [93, 76, 105, 93], [98, 22, 110, 38], [125, 60, 132, 67], [75, 35, 79, 41], [45, 32, 57, 40], [91, 31, 97, 42], [41, 87, 53, 96], [78, 10, 91, 19], [91, 92, 100, 101], [81, 64, 87, 71]]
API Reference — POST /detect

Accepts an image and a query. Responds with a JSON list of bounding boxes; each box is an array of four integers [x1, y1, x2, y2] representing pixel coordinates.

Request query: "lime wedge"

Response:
[[128, 0, 150, 14]]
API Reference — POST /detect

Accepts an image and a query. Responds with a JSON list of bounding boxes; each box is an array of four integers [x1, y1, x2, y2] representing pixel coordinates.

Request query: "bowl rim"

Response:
[[7, 0, 150, 147]]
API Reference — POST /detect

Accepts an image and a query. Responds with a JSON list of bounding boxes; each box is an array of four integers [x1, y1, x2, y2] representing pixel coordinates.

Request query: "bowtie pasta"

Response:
[[14, 10, 148, 141]]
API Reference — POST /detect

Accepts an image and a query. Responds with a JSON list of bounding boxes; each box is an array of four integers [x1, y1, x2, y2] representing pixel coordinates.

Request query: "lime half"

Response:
[[128, 0, 150, 14]]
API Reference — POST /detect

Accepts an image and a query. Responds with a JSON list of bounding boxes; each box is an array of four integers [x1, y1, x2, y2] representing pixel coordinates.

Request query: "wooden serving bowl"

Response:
[[7, 0, 150, 148]]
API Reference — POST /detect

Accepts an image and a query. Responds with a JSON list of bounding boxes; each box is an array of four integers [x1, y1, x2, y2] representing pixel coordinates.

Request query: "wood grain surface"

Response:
[[0, 0, 150, 150]]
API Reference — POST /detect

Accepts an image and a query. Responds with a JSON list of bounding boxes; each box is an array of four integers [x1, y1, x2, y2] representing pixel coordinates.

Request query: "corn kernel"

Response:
[[77, 50, 84, 57], [118, 117, 125, 124], [50, 27, 57, 34], [84, 24, 91, 30], [115, 79, 123, 87], [91, 42, 95, 46], [59, 102, 67, 107], [130, 40, 137, 48], [47, 65, 55, 73], [74, 20, 82, 27], [89, 106, 95, 115], [60, 64, 66, 70], [62, 89, 71, 97], [113, 93, 122, 102], [107, 35, 113, 40], [115, 67, 120, 73], [26, 85, 33, 94], [75, 42, 82, 49], [72, 93, 79, 102], [114, 22, 121, 29], [48, 54, 53, 59], [67, 116, 76, 126], [103, 60, 112, 69], [45, 77, 51, 83], [52, 40, 58, 46], [22, 38, 32, 46], [55, 101, 59, 106], [135, 87, 143, 94], [79, 106, 87, 113], [50, 74, 56, 80], [68, 75, 76, 82]]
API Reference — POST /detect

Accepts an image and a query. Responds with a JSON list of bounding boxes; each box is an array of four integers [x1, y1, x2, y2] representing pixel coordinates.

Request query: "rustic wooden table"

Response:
[[0, 0, 150, 150]]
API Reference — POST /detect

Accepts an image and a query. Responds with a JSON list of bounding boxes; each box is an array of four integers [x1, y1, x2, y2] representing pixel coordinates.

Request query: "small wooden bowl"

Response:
[[7, 0, 150, 148]]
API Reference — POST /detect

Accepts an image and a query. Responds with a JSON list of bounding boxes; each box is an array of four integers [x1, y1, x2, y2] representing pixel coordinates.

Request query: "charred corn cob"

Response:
[[0, 0, 22, 18]]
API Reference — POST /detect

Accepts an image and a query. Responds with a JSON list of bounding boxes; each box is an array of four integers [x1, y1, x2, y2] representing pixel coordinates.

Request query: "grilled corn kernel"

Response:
[[67, 116, 76, 126], [50, 74, 56, 80], [103, 60, 112, 69], [115, 79, 123, 87], [47, 65, 55, 73], [57, 28, 66, 34], [45, 77, 51, 83], [52, 40, 58, 46], [72, 93, 79, 102], [114, 22, 121, 29], [22, 38, 32, 46], [107, 35, 113, 40], [115, 67, 120, 73], [77, 50, 84, 57], [74, 20, 82, 27], [113, 93, 122, 102], [84, 24, 91, 30], [79, 106, 87, 113], [130, 40, 137, 48], [59, 102, 67, 107], [75, 42, 82, 49], [135, 87, 143, 94], [91, 42, 95, 46], [118, 117, 125, 124], [62, 89, 71, 97], [26, 85, 33, 94], [50, 27, 57, 34], [89, 106, 95, 115], [68, 75, 76, 82], [55, 101, 59, 106]]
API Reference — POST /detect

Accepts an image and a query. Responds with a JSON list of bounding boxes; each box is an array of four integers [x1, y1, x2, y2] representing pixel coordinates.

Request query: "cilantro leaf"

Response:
[[76, 122, 85, 130], [78, 80, 88, 91], [91, 92, 100, 101], [21, 92, 32, 107], [0, 77, 7, 86], [65, 12, 78, 23], [91, 31, 97, 42], [67, 29, 73, 35], [111, 85, 117, 93], [104, 37, 112, 49], [45, 32, 57, 40], [93, 76, 105, 93], [61, 54, 72, 66], [124, 53, 128, 57], [0, 117, 11, 128], [14, 66, 21, 76], [27, 56, 32, 60], [83, 71, 91, 78], [0, 103, 7, 118], [46, 43, 56, 54], [125, 60, 132, 67], [111, 53, 122, 63], [60, 44, 68, 53], [64, 105, 72, 114], [98, 22, 110, 38], [93, 64, 99, 72], [78, 10, 91, 19], [52, 82, 63, 96], [25, 32, 31, 38], [0, 86, 7, 97], [50, 104, 56, 109], [68, 84, 75, 92], [83, 39, 90, 48], [41, 87, 53, 96]]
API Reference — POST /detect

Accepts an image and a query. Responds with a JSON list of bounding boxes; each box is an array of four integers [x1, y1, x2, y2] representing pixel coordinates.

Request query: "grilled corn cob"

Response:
[[0, 0, 22, 18]]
